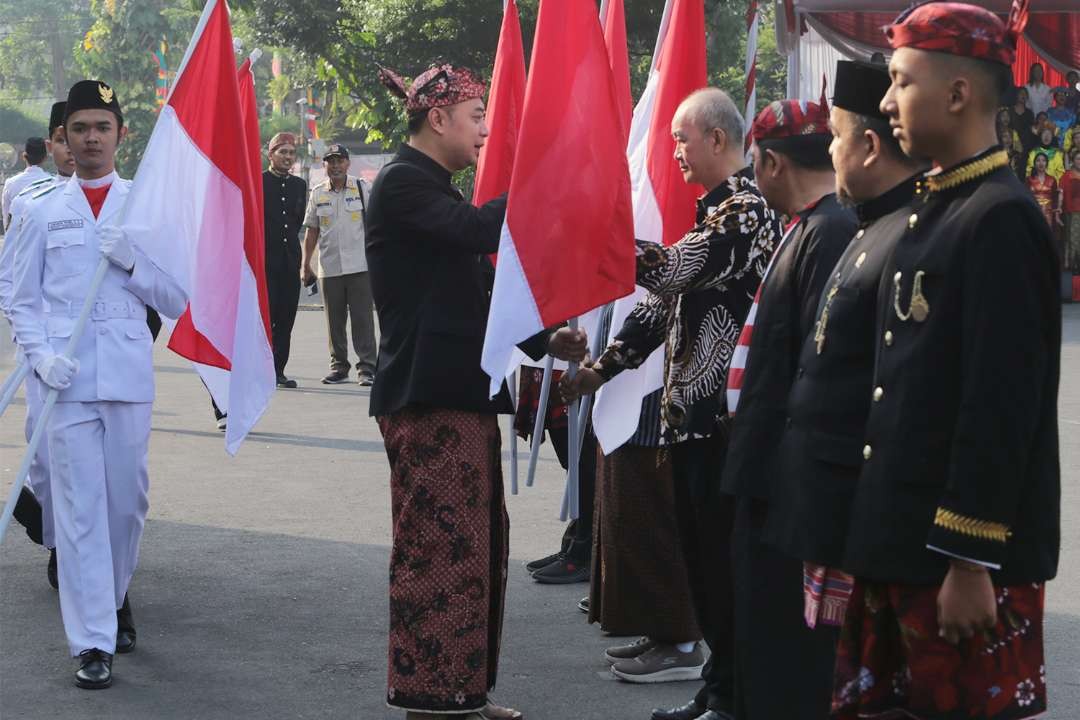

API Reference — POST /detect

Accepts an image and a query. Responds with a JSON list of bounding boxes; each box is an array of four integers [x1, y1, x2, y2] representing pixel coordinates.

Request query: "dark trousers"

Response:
[[670, 435, 736, 715], [732, 496, 838, 720], [547, 424, 596, 564], [267, 259, 301, 377], [321, 272, 376, 375]]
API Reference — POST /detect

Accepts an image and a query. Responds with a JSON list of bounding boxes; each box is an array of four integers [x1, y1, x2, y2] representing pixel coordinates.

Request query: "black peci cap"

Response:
[[48, 102, 66, 136], [63, 80, 123, 124], [832, 60, 891, 121]]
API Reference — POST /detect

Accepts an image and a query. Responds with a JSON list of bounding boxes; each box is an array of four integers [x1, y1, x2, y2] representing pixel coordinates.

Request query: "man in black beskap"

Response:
[[757, 59, 926, 717], [367, 63, 585, 720], [262, 132, 306, 388], [721, 94, 856, 720], [832, 2, 1061, 717]]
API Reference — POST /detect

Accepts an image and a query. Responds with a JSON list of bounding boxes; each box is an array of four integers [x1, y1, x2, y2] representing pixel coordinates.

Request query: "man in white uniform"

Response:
[[1, 101, 76, 588], [10, 80, 186, 689], [2, 136, 50, 230]]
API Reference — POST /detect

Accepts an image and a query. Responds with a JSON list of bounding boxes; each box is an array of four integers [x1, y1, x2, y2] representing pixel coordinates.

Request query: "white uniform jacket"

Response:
[[1, 175, 59, 319], [10, 175, 187, 403]]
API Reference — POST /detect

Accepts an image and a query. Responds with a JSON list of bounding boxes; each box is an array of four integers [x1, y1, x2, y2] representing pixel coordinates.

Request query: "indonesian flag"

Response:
[[481, 0, 635, 397], [472, 0, 525, 207], [591, 0, 706, 454], [123, 0, 275, 455], [602, 0, 633, 138]]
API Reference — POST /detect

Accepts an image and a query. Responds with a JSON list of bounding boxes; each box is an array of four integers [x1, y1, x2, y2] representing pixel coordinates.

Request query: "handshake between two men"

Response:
[[544, 325, 605, 404]]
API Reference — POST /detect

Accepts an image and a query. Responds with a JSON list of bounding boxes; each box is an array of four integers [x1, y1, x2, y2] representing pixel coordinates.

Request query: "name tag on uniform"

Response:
[[48, 219, 84, 231]]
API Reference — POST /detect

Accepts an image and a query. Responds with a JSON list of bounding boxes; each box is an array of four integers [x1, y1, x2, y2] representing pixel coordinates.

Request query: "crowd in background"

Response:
[[998, 63, 1080, 276]]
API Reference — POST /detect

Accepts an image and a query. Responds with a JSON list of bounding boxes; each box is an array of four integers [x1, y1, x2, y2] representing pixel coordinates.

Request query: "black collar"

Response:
[[696, 167, 755, 220], [396, 143, 453, 187], [855, 174, 919, 225]]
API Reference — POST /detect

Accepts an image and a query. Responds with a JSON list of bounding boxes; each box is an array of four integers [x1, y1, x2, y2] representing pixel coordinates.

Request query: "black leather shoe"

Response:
[[47, 548, 58, 590], [75, 649, 113, 689], [532, 555, 590, 584], [693, 712, 734, 720], [13, 487, 44, 546], [116, 594, 136, 654], [524, 551, 563, 574], [651, 700, 704, 720], [276, 375, 298, 388]]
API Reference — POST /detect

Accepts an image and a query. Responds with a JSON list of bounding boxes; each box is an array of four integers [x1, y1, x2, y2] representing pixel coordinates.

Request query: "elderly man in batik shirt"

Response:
[[564, 87, 779, 720]]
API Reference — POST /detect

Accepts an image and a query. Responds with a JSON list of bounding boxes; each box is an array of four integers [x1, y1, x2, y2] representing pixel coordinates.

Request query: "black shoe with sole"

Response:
[[651, 700, 705, 720], [532, 555, 590, 584], [322, 370, 350, 384], [116, 594, 136, 654], [47, 548, 58, 590], [75, 649, 113, 689], [578, 596, 590, 614], [13, 487, 44, 546], [276, 375, 298, 388], [525, 551, 563, 574], [357, 372, 375, 386]]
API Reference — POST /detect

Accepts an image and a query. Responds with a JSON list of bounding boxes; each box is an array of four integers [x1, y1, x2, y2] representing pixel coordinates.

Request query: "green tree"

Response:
[[73, 0, 197, 174], [0, 0, 92, 101], [237, 0, 783, 150]]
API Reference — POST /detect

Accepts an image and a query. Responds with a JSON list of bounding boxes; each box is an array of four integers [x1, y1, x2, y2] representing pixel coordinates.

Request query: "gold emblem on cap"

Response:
[[98, 83, 113, 104]]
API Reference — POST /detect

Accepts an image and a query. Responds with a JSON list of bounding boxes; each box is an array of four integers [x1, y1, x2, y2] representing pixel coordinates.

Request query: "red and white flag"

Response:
[[473, 0, 525, 207], [602, 0, 633, 139], [591, 0, 706, 454], [123, 0, 275, 455], [481, 0, 635, 396]]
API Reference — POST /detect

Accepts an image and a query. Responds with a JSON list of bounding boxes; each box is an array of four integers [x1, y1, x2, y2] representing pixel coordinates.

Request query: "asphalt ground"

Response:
[[0, 305, 1078, 720]]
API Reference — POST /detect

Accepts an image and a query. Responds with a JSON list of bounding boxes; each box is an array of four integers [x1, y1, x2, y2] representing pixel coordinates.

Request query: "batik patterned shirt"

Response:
[[593, 167, 780, 442]]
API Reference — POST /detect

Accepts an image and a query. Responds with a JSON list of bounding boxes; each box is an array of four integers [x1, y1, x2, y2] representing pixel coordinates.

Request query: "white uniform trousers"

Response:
[[48, 400, 151, 656], [23, 370, 55, 549]]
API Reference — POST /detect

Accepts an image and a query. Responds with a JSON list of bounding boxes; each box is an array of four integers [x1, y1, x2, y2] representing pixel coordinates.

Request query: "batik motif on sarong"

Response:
[[832, 579, 1047, 720], [377, 407, 508, 714]]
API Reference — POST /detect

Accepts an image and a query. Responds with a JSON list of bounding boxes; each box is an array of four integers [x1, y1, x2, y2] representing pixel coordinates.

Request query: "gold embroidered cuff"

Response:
[[933, 508, 1011, 544]]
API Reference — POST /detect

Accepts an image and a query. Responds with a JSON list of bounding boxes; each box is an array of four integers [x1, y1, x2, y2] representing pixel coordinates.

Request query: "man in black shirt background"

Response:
[[263, 132, 307, 388]]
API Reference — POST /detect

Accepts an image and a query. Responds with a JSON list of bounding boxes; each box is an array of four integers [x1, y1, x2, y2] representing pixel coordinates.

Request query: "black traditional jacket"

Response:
[[842, 149, 1061, 585], [764, 177, 917, 566], [262, 170, 307, 271], [593, 169, 779, 442], [721, 194, 857, 502], [365, 144, 547, 417]]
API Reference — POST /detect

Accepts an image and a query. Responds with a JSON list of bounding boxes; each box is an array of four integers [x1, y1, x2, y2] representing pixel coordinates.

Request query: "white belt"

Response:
[[49, 300, 142, 320]]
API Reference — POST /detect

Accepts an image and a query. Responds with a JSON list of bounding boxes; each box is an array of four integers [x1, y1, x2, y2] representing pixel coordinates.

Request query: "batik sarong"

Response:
[[377, 407, 508, 714], [832, 579, 1047, 720]]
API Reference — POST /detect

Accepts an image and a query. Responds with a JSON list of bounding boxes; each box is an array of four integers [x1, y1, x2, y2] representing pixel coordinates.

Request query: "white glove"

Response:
[[35, 354, 80, 391], [98, 226, 136, 271]]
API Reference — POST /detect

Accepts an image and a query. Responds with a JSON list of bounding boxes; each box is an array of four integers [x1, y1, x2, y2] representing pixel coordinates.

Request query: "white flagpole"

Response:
[[0, 258, 110, 541], [525, 355, 555, 487], [561, 316, 581, 521], [507, 366, 519, 495], [0, 359, 29, 417]]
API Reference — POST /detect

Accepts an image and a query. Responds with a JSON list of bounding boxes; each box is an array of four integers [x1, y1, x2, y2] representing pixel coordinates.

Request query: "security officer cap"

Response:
[[323, 144, 349, 160]]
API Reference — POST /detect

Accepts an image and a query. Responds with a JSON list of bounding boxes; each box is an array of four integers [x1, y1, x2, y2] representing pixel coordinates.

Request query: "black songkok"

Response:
[[832, 60, 891, 121], [48, 102, 66, 136], [63, 80, 123, 124]]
